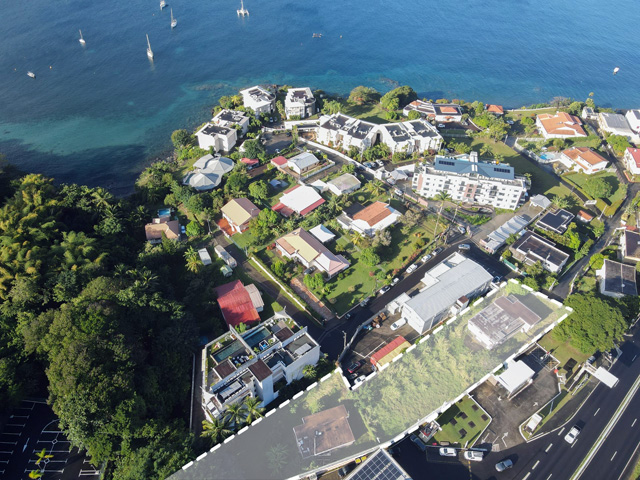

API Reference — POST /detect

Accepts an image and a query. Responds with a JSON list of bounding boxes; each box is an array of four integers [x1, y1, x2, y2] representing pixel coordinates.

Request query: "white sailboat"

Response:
[[613, 67, 620, 75], [237, 0, 249, 16], [170, 9, 177, 28], [27, 71, 36, 79], [160, 0, 166, 9], [146, 34, 154, 60], [79, 29, 86, 45]]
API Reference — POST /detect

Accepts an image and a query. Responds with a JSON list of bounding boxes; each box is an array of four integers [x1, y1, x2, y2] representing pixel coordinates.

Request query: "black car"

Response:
[[433, 247, 443, 255]]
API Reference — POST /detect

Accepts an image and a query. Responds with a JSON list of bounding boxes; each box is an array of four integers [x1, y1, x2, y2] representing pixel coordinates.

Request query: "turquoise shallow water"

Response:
[[0, 0, 638, 193]]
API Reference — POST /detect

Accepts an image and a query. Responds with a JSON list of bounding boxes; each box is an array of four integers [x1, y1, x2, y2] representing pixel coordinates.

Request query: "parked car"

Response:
[[457, 226, 466, 234], [343, 312, 352, 320], [347, 360, 364, 374], [433, 247, 443, 255], [564, 426, 581, 444], [437, 124, 446, 128], [392, 277, 400, 285], [463, 450, 484, 461], [376, 160, 385, 168], [303, 266, 316, 275], [379, 285, 391, 294], [458, 244, 471, 251], [275, 148, 280, 153], [338, 464, 354, 478], [409, 434, 427, 452], [354, 376, 366, 385], [421, 254, 432, 263], [493, 276, 502, 284], [506, 120, 515, 125], [360, 297, 371, 307], [495, 459, 513, 472], [394, 188, 403, 196], [439, 447, 456, 457], [390, 319, 407, 331], [406, 264, 418, 274]]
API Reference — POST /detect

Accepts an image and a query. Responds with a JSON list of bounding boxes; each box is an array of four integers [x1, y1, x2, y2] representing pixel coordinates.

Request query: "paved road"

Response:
[[393, 327, 640, 480]]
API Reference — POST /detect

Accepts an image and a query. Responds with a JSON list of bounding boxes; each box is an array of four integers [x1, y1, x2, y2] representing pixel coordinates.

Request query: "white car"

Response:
[[421, 254, 432, 263], [564, 426, 581, 444], [437, 124, 446, 128], [458, 244, 471, 251], [406, 264, 418, 273], [463, 450, 483, 461], [439, 447, 456, 457], [354, 376, 366, 385], [390, 319, 407, 331]]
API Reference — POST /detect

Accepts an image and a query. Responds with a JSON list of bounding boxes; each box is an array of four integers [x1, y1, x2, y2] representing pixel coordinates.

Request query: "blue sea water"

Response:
[[1, 0, 639, 193]]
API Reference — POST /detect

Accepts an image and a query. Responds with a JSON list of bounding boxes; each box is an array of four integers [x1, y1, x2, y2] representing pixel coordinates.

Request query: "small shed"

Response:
[[496, 360, 535, 395], [370, 336, 411, 369], [309, 224, 336, 244]]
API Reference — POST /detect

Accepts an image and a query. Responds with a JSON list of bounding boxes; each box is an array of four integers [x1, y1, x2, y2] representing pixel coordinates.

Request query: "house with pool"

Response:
[[201, 310, 321, 421]]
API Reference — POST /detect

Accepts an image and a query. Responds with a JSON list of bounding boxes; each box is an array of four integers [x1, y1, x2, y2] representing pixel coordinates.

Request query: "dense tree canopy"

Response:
[[380, 86, 417, 111], [348, 86, 380, 105], [584, 176, 613, 199]]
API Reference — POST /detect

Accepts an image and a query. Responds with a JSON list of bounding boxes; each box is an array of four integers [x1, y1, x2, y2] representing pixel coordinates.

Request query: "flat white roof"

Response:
[[496, 360, 535, 393], [309, 224, 336, 243]]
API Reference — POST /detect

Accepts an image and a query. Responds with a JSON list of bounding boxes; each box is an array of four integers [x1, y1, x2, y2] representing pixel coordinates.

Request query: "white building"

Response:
[[195, 123, 238, 153], [287, 151, 320, 175], [182, 154, 235, 190], [240, 85, 275, 114], [536, 112, 587, 139], [509, 231, 569, 273], [598, 112, 635, 140], [581, 107, 598, 121], [378, 120, 443, 154], [402, 100, 464, 123], [596, 259, 638, 298], [624, 147, 640, 175], [284, 87, 316, 119], [201, 311, 320, 421], [412, 151, 528, 210], [325, 173, 361, 195], [337, 201, 402, 237], [276, 228, 349, 278], [317, 114, 377, 151], [212, 109, 251, 135], [396, 253, 493, 334], [560, 147, 609, 175], [625, 110, 640, 134]]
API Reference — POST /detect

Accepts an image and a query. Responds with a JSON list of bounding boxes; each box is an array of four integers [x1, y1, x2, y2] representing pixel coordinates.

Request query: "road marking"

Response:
[[594, 408, 600, 416], [546, 475, 553, 480], [558, 427, 565, 436], [633, 419, 637, 427], [611, 451, 617, 461], [617, 439, 640, 480], [545, 443, 553, 453], [0, 442, 17, 445], [633, 354, 637, 362], [571, 439, 578, 448], [523, 473, 531, 480], [533, 460, 540, 470], [3, 433, 20, 436], [0, 451, 13, 455], [6, 423, 25, 427]]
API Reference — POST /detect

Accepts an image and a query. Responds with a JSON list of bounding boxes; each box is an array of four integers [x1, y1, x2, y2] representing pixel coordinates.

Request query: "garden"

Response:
[[432, 396, 491, 447], [563, 170, 626, 216]]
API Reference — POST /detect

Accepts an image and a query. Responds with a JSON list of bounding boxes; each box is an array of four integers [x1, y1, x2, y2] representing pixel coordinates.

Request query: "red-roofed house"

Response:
[[240, 157, 260, 169], [272, 184, 325, 217], [561, 147, 608, 175], [270, 156, 288, 169], [337, 201, 402, 237], [215, 280, 262, 327], [536, 112, 587, 139], [370, 336, 411, 368], [486, 104, 504, 115], [624, 148, 640, 175], [577, 210, 594, 223]]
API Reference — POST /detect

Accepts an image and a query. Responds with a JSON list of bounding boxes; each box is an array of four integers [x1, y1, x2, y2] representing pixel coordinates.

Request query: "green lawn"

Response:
[[563, 170, 626, 215], [538, 332, 591, 367], [457, 138, 575, 199], [505, 107, 556, 121], [433, 396, 490, 447], [341, 103, 400, 124]]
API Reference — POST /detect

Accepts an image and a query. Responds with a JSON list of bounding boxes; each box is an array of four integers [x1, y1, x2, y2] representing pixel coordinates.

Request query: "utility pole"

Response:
[[343, 330, 347, 350]]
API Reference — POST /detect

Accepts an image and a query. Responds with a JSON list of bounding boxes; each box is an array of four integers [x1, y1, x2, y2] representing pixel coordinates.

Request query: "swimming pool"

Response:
[[539, 153, 554, 161], [212, 340, 246, 364], [244, 327, 271, 349]]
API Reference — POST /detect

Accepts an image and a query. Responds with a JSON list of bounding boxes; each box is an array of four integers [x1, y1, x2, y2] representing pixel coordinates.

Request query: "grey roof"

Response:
[[537, 209, 574, 234], [347, 119, 376, 139], [405, 120, 440, 138], [288, 151, 319, 170], [601, 259, 637, 296], [434, 155, 515, 180], [321, 114, 352, 131], [600, 112, 632, 130], [624, 230, 640, 259], [405, 258, 493, 323], [216, 109, 248, 123], [483, 215, 530, 252], [201, 124, 231, 136], [629, 110, 640, 121], [511, 231, 569, 268], [530, 194, 552, 209], [381, 123, 410, 142], [345, 449, 411, 480], [328, 173, 361, 191]]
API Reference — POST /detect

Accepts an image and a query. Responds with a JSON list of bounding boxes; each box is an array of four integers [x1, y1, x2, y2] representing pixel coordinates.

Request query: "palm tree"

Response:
[[224, 402, 248, 429], [303, 364, 317, 380], [201, 418, 233, 444], [243, 396, 265, 424], [367, 180, 385, 197], [479, 145, 493, 158], [433, 191, 451, 243], [350, 231, 365, 248], [28, 471, 43, 479], [184, 246, 202, 273], [552, 194, 571, 210], [91, 187, 113, 212], [35, 448, 53, 466]]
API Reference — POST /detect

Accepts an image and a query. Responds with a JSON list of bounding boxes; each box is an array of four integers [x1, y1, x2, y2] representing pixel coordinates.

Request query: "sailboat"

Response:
[[146, 34, 154, 60], [160, 0, 166, 9], [27, 71, 36, 79], [237, 0, 249, 16], [79, 29, 86, 45], [613, 67, 620, 75], [170, 9, 177, 28]]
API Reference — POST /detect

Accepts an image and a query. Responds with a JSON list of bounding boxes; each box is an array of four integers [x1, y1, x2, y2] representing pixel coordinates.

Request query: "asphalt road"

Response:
[[392, 327, 640, 480]]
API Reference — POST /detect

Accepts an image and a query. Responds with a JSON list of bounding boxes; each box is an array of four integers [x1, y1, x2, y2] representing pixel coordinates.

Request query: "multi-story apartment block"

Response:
[[239, 85, 276, 114], [412, 152, 528, 210], [201, 311, 320, 421], [284, 87, 316, 119]]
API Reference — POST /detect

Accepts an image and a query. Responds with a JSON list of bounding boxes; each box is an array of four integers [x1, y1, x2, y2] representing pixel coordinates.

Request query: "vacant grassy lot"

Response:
[[433, 396, 490, 447], [342, 103, 399, 124], [456, 138, 575, 200], [538, 332, 591, 367]]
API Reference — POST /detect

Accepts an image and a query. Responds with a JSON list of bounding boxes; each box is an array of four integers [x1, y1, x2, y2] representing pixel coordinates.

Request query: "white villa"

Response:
[[284, 87, 316, 119], [182, 154, 234, 190], [378, 119, 443, 153], [402, 100, 464, 123], [240, 85, 275, 114], [560, 147, 609, 175], [412, 151, 528, 210], [212, 109, 251, 135], [276, 228, 349, 278], [195, 123, 237, 153], [337, 201, 402, 237], [598, 112, 636, 140], [624, 148, 640, 175], [317, 114, 378, 151], [536, 112, 587, 139], [625, 110, 640, 134]]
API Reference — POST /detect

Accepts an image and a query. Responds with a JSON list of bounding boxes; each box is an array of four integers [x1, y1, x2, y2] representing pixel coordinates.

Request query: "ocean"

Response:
[[1, 0, 638, 194]]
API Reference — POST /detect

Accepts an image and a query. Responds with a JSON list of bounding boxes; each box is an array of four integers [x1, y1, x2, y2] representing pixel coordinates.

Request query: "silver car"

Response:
[[495, 459, 513, 472]]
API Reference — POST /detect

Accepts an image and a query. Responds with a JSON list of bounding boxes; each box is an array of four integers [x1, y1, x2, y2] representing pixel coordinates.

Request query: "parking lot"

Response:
[[0, 399, 99, 480]]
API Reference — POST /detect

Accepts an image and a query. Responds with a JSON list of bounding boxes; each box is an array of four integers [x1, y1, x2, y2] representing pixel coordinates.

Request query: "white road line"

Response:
[[3, 433, 21, 436], [571, 439, 578, 448], [617, 439, 640, 480], [545, 443, 553, 453], [594, 408, 600, 416], [41, 430, 62, 434], [546, 475, 553, 480], [6, 424, 25, 427], [523, 473, 531, 480], [0, 451, 13, 454], [558, 427, 565, 436], [0, 442, 17, 445], [611, 451, 617, 461], [633, 419, 637, 427], [633, 355, 637, 362], [533, 460, 540, 470], [0, 460, 9, 464]]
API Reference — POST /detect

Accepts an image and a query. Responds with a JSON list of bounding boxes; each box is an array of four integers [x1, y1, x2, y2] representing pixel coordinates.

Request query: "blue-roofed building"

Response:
[[412, 151, 528, 210]]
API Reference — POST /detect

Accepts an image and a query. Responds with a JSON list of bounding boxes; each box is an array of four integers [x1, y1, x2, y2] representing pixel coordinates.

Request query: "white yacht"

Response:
[[79, 29, 86, 45], [237, 0, 249, 16], [27, 71, 36, 79], [171, 9, 177, 28], [146, 34, 154, 59], [160, 0, 166, 9]]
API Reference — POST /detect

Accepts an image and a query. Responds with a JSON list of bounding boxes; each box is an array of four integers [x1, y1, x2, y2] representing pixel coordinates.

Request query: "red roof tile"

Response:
[[215, 280, 260, 327], [487, 104, 504, 114], [271, 156, 288, 166], [627, 148, 640, 168], [241, 157, 260, 166], [370, 336, 409, 366]]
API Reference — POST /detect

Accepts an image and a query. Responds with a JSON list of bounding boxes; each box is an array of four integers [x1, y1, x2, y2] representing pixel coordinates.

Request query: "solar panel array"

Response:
[[348, 450, 409, 480]]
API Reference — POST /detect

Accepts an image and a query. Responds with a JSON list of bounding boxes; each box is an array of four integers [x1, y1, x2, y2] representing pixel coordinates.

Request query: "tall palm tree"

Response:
[[433, 191, 451, 243], [91, 187, 113, 212], [367, 180, 385, 197], [28, 471, 43, 479], [224, 402, 248, 429], [201, 418, 233, 444], [479, 145, 493, 158], [350, 231, 365, 248], [243, 396, 265, 424], [35, 448, 53, 466], [184, 246, 202, 273]]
